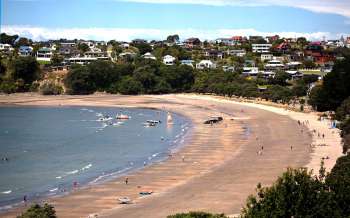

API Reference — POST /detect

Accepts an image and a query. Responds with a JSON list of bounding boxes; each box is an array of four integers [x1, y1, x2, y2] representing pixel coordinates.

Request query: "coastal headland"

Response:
[[0, 93, 342, 218]]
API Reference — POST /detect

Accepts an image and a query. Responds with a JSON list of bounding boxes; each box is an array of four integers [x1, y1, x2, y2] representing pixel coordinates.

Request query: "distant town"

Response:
[[1, 33, 350, 77]]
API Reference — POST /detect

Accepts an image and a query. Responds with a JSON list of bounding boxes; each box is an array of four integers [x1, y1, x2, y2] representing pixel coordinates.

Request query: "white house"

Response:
[[286, 70, 303, 80], [223, 65, 235, 72], [0, 43, 14, 52], [261, 54, 273, 62], [68, 56, 110, 65], [121, 43, 130, 49], [227, 49, 246, 57], [196, 60, 216, 69], [252, 44, 272, 53], [163, 55, 176, 65], [242, 67, 259, 76], [265, 59, 285, 70], [36, 47, 53, 62], [18, 46, 33, 56], [142, 52, 156, 60]]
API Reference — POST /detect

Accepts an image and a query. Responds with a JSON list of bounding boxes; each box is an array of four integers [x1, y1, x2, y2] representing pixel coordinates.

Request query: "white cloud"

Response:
[[118, 0, 350, 17], [2, 25, 347, 42]]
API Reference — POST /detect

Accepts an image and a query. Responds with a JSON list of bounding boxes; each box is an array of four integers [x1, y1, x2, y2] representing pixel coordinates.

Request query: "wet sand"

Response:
[[0, 93, 341, 218]]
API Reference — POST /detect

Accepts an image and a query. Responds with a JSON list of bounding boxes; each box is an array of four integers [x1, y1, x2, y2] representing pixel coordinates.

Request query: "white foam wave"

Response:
[[81, 164, 92, 171], [1, 190, 12, 194], [49, 188, 58, 192]]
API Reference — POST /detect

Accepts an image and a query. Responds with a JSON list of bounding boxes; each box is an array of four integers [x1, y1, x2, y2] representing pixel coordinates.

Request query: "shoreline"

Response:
[[181, 94, 343, 173], [0, 104, 194, 213], [0, 93, 341, 218]]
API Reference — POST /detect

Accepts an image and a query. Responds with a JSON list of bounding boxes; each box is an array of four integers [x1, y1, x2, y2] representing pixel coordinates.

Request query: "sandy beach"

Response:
[[0, 93, 342, 218]]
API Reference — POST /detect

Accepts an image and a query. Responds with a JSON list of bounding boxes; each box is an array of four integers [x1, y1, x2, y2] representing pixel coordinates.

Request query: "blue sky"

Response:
[[1, 0, 350, 41]]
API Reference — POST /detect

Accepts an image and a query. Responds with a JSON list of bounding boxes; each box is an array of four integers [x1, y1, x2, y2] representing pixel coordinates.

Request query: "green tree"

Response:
[[263, 85, 293, 103], [118, 76, 143, 94], [269, 71, 291, 86], [0, 33, 19, 45], [167, 212, 227, 218], [64, 65, 96, 94], [308, 56, 350, 111], [132, 42, 152, 55], [51, 53, 64, 66], [335, 96, 350, 121], [15, 37, 31, 47], [9, 56, 41, 89], [88, 60, 120, 90], [292, 80, 308, 97], [241, 168, 341, 218], [78, 43, 90, 53], [166, 34, 180, 43], [326, 153, 350, 216], [17, 203, 56, 218]]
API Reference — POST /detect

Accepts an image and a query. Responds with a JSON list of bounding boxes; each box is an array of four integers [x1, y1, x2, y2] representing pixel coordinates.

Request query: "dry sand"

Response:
[[0, 93, 342, 218]]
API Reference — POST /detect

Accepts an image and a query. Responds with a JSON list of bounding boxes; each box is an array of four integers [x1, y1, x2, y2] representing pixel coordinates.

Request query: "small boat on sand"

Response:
[[118, 197, 131, 204]]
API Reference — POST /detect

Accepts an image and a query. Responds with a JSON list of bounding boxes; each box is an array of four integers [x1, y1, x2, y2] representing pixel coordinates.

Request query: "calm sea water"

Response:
[[0, 106, 190, 209]]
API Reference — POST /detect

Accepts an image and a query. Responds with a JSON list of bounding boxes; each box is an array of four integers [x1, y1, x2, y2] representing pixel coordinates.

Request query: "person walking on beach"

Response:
[[290, 145, 293, 151], [182, 156, 185, 162], [125, 177, 128, 185], [23, 195, 27, 206]]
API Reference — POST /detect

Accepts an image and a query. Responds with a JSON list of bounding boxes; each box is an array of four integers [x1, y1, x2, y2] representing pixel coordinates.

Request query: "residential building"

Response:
[[265, 59, 285, 70], [119, 51, 137, 58], [132, 39, 147, 44], [346, 37, 350, 48], [261, 54, 273, 62], [67, 56, 110, 65], [36, 47, 53, 61], [286, 62, 302, 70], [184, 38, 201, 48], [18, 46, 33, 56], [242, 67, 259, 77], [59, 44, 79, 56], [252, 44, 272, 53], [142, 52, 156, 60], [266, 35, 280, 43], [85, 51, 106, 58], [286, 70, 303, 80], [231, 36, 245, 43], [204, 50, 224, 59], [275, 42, 291, 53], [0, 43, 14, 52], [222, 65, 235, 72], [227, 49, 246, 57], [196, 60, 216, 69], [163, 55, 176, 65], [180, 60, 194, 67], [121, 43, 130, 49]]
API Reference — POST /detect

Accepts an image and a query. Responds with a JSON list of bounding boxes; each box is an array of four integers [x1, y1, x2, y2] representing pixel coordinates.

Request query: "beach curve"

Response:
[[0, 93, 342, 218]]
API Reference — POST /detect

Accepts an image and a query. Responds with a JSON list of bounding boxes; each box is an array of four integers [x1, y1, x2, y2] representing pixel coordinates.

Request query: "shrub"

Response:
[[167, 211, 227, 218], [17, 203, 56, 218], [39, 81, 63, 95]]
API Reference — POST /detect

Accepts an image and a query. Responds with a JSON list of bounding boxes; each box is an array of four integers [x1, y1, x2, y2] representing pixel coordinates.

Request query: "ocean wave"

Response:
[[1, 190, 12, 194], [90, 167, 133, 184], [66, 170, 79, 175], [49, 188, 58, 192], [81, 164, 92, 171]]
